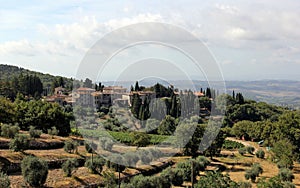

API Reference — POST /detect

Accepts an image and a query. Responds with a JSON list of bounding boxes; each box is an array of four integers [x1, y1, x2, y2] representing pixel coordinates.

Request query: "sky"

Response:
[[1, 0, 300, 81]]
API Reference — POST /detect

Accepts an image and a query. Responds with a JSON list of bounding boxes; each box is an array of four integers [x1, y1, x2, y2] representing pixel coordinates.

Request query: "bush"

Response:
[[130, 132, 151, 147], [255, 149, 265, 159], [129, 174, 155, 188], [1, 124, 19, 138], [245, 163, 263, 182], [238, 181, 252, 188], [278, 168, 295, 182], [276, 157, 294, 169], [148, 148, 163, 159], [176, 159, 195, 181], [47, 126, 58, 138], [64, 140, 78, 153], [222, 140, 244, 150], [29, 126, 42, 138], [123, 152, 139, 167], [246, 146, 255, 154], [99, 137, 114, 151], [84, 141, 97, 153], [196, 156, 210, 171], [9, 134, 30, 152], [106, 154, 127, 172], [161, 167, 184, 186], [137, 150, 152, 164], [84, 157, 106, 174], [149, 175, 171, 188], [21, 156, 48, 187], [0, 172, 10, 188], [238, 147, 247, 155], [62, 158, 79, 177]]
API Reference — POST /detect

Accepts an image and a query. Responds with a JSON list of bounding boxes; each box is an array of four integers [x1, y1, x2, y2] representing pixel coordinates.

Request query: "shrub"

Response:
[[161, 167, 184, 186], [276, 157, 293, 169], [1, 124, 19, 138], [129, 175, 154, 188], [246, 146, 255, 154], [102, 169, 117, 188], [148, 148, 163, 159], [62, 158, 79, 177], [84, 141, 97, 153], [278, 168, 295, 182], [130, 132, 151, 147], [0, 172, 10, 188], [99, 137, 114, 151], [238, 147, 247, 155], [21, 156, 48, 187], [149, 175, 171, 188], [176, 159, 195, 181], [222, 140, 244, 150], [47, 126, 58, 138], [255, 149, 265, 159], [9, 134, 30, 152], [64, 140, 78, 153], [245, 163, 263, 182], [106, 154, 127, 172], [123, 152, 139, 167], [196, 156, 210, 171], [252, 163, 263, 175], [29, 126, 42, 138], [84, 157, 105, 174], [245, 169, 257, 183], [238, 181, 252, 188], [137, 150, 152, 164]]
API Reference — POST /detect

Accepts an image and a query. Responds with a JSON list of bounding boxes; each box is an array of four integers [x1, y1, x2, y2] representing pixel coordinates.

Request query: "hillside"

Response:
[[0, 64, 73, 89]]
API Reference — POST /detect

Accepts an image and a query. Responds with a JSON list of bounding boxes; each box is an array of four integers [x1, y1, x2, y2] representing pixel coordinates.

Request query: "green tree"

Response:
[[158, 115, 177, 135], [64, 140, 78, 153], [255, 149, 265, 159], [0, 172, 10, 188], [62, 158, 79, 177], [131, 132, 151, 148], [9, 134, 30, 152], [161, 167, 184, 186], [47, 126, 58, 138], [29, 126, 42, 138], [84, 157, 105, 174], [83, 78, 93, 88], [21, 156, 48, 187], [0, 97, 15, 124], [238, 147, 247, 155], [278, 168, 295, 182], [231, 120, 254, 140], [195, 171, 238, 188], [271, 138, 294, 169], [1, 124, 19, 138], [246, 146, 255, 155], [245, 163, 263, 182], [99, 137, 114, 151], [84, 141, 97, 153]]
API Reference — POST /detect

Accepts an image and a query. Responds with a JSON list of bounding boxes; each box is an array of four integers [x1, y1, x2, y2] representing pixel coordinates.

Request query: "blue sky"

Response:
[[1, 0, 300, 81]]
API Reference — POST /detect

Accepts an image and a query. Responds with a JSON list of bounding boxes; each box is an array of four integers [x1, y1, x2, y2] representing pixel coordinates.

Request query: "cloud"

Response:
[[0, 13, 165, 57]]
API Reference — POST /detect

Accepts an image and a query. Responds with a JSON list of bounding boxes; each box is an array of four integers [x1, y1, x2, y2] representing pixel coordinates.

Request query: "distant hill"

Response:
[[0, 64, 73, 88], [104, 79, 300, 109], [1, 64, 299, 108]]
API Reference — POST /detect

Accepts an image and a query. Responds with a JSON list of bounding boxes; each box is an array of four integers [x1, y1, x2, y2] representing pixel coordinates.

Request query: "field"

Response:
[[1, 133, 300, 187]]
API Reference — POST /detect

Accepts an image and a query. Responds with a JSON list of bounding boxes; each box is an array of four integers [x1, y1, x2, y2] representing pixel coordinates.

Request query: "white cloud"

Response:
[[0, 13, 165, 57]]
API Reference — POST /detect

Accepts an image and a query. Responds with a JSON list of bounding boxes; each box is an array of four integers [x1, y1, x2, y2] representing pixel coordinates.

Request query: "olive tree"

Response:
[[0, 172, 10, 188], [21, 156, 48, 187]]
